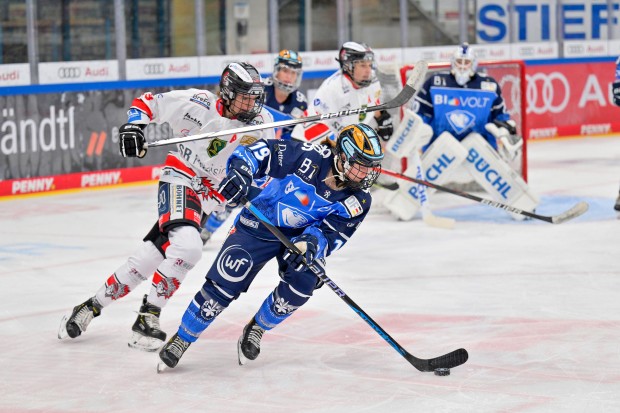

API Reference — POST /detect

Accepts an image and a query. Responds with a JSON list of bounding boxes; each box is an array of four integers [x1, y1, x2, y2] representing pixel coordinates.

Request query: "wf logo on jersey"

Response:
[[216, 245, 253, 282], [207, 138, 227, 158], [467, 148, 512, 199], [104, 274, 130, 300], [446, 110, 475, 135], [153, 271, 180, 299]]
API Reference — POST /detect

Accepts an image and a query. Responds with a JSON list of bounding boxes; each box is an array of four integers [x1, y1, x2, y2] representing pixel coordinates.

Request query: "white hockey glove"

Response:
[[485, 119, 522, 161]]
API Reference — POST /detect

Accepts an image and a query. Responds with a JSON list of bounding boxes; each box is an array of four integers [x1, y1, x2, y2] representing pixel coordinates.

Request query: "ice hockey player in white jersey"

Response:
[[57, 62, 275, 352], [384, 43, 538, 221], [295, 41, 393, 143]]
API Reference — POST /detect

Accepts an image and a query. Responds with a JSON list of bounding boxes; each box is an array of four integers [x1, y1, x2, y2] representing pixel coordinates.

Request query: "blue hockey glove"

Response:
[[218, 159, 253, 207], [612, 80, 620, 107], [283, 234, 319, 272], [119, 123, 147, 158], [375, 110, 393, 141]]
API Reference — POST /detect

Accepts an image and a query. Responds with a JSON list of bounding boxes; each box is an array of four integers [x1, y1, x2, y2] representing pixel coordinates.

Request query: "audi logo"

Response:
[[57, 67, 82, 79], [143, 63, 165, 75], [526, 72, 570, 115]]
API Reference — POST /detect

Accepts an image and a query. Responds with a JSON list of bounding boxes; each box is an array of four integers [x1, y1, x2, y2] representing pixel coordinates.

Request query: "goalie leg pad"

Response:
[[386, 109, 433, 159], [383, 132, 467, 221], [420, 131, 469, 187], [461, 133, 539, 219]]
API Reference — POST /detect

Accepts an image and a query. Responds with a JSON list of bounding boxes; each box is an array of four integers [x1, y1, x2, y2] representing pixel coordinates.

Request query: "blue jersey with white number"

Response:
[[226, 139, 372, 259], [414, 72, 510, 149]]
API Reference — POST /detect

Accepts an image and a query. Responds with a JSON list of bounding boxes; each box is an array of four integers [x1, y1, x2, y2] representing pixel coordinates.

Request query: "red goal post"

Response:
[[398, 60, 528, 181]]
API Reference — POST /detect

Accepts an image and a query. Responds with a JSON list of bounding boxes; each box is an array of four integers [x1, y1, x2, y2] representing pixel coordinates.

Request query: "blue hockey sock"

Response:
[[178, 281, 232, 342], [254, 283, 310, 330]]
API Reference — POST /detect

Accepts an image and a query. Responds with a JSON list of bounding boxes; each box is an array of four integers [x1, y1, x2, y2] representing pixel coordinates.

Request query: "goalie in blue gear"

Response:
[[384, 42, 538, 222], [158, 124, 384, 370]]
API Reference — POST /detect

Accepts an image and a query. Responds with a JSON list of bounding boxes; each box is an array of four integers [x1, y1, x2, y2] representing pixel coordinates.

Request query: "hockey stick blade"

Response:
[[381, 168, 589, 224], [550, 201, 589, 224], [146, 60, 429, 148], [406, 347, 469, 371]]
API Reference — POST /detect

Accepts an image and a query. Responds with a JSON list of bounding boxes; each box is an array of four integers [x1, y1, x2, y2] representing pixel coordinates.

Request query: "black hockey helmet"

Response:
[[220, 62, 265, 122], [334, 123, 384, 190], [336, 41, 376, 87], [273, 49, 303, 93]]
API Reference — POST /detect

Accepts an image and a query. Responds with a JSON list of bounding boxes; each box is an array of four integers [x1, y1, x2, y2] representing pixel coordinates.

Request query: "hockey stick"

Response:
[[380, 168, 588, 224], [145, 60, 429, 148], [221, 192, 468, 372]]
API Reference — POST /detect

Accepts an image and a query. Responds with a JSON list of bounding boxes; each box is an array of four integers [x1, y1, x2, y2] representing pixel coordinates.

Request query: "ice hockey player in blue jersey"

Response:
[[610, 56, 620, 211], [264, 49, 308, 138], [199, 49, 309, 246], [384, 42, 538, 222], [158, 123, 384, 370]]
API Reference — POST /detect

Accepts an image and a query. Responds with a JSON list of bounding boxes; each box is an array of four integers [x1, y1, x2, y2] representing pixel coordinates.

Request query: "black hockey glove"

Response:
[[375, 110, 393, 141], [217, 159, 253, 207], [283, 234, 319, 272], [613, 80, 620, 107], [119, 123, 147, 158]]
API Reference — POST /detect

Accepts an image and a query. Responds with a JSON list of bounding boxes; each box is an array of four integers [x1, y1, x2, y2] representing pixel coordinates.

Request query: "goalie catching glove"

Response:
[[119, 123, 148, 158], [484, 119, 522, 161], [283, 233, 319, 272]]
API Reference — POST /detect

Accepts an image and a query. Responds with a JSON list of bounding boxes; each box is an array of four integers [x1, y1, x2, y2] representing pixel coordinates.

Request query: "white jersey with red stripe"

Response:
[[127, 89, 275, 213], [308, 71, 383, 140]]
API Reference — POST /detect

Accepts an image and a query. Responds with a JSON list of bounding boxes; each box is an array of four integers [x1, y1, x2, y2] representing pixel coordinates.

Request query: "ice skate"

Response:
[[128, 294, 166, 352], [237, 318, 265, 365], [200, 228, 213, 246], [58, 297, 102, 339], [157, 333, 191, 372]]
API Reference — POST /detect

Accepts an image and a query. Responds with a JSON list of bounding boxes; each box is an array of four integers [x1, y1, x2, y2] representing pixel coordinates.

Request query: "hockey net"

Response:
[[377, 60, 528, 188]]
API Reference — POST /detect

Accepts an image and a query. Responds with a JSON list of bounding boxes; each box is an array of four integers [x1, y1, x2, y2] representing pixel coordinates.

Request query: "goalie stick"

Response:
[[231, 192, 468, 372], [145, 60, 429, 148], [380, 168, 588, 224]]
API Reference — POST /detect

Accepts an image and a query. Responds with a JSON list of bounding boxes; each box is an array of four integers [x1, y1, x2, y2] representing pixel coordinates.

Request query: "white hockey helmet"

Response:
[[337, 41, 376, 87], [451, 42, 478, 86]]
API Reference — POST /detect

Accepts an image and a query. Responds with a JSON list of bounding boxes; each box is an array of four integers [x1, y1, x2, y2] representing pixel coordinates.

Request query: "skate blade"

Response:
[[128, 332, 164, 352], [237, 337, 248, 366], [57, 315, 70, 339], [156, 362, 168, 374]]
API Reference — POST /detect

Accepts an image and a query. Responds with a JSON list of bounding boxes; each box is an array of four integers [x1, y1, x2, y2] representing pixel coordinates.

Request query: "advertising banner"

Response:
[[476, 0, 619, 43], [526, 61, 619, 139], [0, 85, 205, 191]]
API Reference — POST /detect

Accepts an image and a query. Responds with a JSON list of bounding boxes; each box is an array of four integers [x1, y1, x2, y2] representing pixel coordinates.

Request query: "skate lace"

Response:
[[168, 337, 190, 358], [247, 324, 265, 348], [142, 312, 162, 331], [73, 305, 94, 331]]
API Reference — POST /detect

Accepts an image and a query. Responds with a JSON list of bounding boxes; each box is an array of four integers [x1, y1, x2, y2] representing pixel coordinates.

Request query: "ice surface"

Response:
[[0, 136, 619, 413]]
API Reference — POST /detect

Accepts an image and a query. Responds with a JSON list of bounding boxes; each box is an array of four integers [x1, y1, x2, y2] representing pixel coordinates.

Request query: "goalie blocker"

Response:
[[384, 119, 538, 221]]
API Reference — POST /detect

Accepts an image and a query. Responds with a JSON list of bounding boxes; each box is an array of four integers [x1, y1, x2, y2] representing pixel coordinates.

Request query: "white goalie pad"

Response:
[[386, 109, 433, 159], [383, 132, 467, 221], [461, 133, 539, 220]]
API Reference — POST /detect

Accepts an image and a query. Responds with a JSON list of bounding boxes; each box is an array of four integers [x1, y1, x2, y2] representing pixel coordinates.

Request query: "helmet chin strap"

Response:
[[330, 154, 348, 187]]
